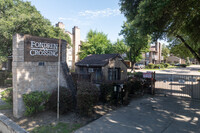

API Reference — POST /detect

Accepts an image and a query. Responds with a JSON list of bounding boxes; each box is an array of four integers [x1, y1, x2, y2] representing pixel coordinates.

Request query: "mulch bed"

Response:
[[0, 103, 119, 132]]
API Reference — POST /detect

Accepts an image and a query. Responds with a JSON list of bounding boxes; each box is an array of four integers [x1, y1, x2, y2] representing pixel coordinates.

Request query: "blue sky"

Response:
[[25, 0, 126, 42]]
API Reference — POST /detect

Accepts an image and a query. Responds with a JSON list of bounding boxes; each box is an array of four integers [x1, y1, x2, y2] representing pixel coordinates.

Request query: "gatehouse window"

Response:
[[108, 68, 121, 80]]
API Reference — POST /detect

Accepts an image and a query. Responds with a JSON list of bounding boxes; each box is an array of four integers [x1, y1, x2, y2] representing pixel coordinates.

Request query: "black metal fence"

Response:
[[155, 74, 200, 99]]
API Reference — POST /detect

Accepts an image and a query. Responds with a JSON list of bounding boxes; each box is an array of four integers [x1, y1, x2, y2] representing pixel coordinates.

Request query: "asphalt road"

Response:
[[135, 65, 200, 75], [75, 95, 200, 133]]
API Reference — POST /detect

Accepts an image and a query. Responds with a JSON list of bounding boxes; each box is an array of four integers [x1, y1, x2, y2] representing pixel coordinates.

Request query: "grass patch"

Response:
[[0, 103, 12, 110], [31, 122, 82, 133], [144, 68, 166, 70], [144, 65, 179, 70], [198, 70, 200, 72], [168, 66, 177, 68]]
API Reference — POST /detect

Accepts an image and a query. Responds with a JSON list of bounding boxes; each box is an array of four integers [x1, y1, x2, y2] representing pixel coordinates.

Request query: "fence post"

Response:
[[171, 74, 172, 95], [191, 75, 193, 99]]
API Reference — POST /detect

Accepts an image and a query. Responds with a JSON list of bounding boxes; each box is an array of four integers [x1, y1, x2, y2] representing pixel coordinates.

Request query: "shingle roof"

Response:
[[75, 54, 121, 67]]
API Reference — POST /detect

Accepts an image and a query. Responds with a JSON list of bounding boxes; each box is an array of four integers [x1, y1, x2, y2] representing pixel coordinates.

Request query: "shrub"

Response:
[[100, 83, 131, 105], [153, 64, 160, 69], [7, 73, 12, 78], [160, 64, 165, 68], [134, 72, 143, 78], [148, 63, 154, 69], [153, 64, 164, 69], [5, 79, 12, 85], [127, 72, 133, 76], [48, 87, 74, 114], [1, 88, 13, 104], [23, 91, 50, 116], [77, 81, 99, 116], [100, 83, 114, 103], [180, 64, 187, 67], [164, 63, 170, 68], [124, 80, 143, 95]]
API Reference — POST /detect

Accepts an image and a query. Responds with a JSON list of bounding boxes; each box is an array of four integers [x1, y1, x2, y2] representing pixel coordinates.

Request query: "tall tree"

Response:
[[79, 30, 112, 59], [0, 0, 71, 61], [120, 22, 150, 70], [162, 44, 170, 62], [111, 39, 128, 55], [119, 0, 200, 62], [170, 43, 193, 59]]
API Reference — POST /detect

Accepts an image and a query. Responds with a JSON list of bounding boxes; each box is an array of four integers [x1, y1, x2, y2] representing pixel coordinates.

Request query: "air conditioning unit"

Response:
[[88, 68, 94, 73]]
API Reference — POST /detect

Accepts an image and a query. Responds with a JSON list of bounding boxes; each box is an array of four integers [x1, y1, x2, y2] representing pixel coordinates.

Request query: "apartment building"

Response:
[[56, 22, 81, 69], [144, 42, 163, 65]]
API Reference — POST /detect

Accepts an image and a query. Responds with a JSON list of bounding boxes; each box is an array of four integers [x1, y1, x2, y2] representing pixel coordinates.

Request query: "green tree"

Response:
[[119, 0, 200, 62], [111, 39, 128, 55], [0, 0, 71, 61], [170, 43, 193, 59], [162, 44, 170, 62], [120, 22, 149, 70], [79, 30, 112, 59]]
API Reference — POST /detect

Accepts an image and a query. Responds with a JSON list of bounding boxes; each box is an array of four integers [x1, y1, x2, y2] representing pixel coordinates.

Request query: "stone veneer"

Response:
[[12, 34, 69, 118]]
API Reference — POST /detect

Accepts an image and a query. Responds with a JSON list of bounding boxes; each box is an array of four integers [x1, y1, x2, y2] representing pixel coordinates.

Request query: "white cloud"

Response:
[[59, 17, 79, 22], [79, 8, 120, 18], [58, 17, 92, 26]]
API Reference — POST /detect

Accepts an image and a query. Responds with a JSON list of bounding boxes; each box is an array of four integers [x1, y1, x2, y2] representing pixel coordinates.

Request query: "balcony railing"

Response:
[[152, 55, 158, 60]]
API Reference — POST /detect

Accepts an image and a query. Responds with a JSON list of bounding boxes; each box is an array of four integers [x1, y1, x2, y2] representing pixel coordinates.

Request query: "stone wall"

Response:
[[12, 34, 69, 118], [0, 113, 27, 133]]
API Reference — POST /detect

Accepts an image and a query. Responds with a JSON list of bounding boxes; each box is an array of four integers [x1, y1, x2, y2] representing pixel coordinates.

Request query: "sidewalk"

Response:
[[75, 95, 200, 133]]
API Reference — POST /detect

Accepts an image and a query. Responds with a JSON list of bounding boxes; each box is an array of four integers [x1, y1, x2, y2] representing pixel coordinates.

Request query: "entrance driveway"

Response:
[[75, 95, 200, 133], [135, 65, 200, 75]]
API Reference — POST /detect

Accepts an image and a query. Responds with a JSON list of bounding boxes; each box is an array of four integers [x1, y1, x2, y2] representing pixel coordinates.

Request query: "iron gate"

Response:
[[155, 74, 200, 99]]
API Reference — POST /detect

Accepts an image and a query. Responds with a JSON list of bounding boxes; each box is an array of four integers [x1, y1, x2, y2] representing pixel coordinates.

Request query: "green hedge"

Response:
[[147, 63, 154, 69], [124, 80, 143, 95], [77, 81, 99, 116], [48, 87, 74, 114], [180, 64, 187, 67], [100, 83, 114, 103], [0, 88, 13, 104], [164, 63, 170, 68], [133, 72, 143, 78], [23, 91, 50, 116], [146, 63, 170, 69]]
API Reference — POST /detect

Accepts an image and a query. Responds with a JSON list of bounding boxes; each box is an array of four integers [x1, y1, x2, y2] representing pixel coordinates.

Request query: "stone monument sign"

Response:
[[24, 35, 61, 62], [12, 34, 69, 118]]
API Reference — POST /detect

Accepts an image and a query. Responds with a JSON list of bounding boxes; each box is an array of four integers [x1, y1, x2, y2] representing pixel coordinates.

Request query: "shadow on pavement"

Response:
[[75, 96, 200, 133]]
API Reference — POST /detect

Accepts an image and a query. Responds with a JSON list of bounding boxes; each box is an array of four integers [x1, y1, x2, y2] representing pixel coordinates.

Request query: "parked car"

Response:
[[134, 64, 145, 69], [174, 63, 180, 66]]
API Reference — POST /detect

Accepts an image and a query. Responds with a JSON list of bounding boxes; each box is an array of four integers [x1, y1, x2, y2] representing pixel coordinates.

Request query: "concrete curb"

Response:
[[0, 113, 28, 133]]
